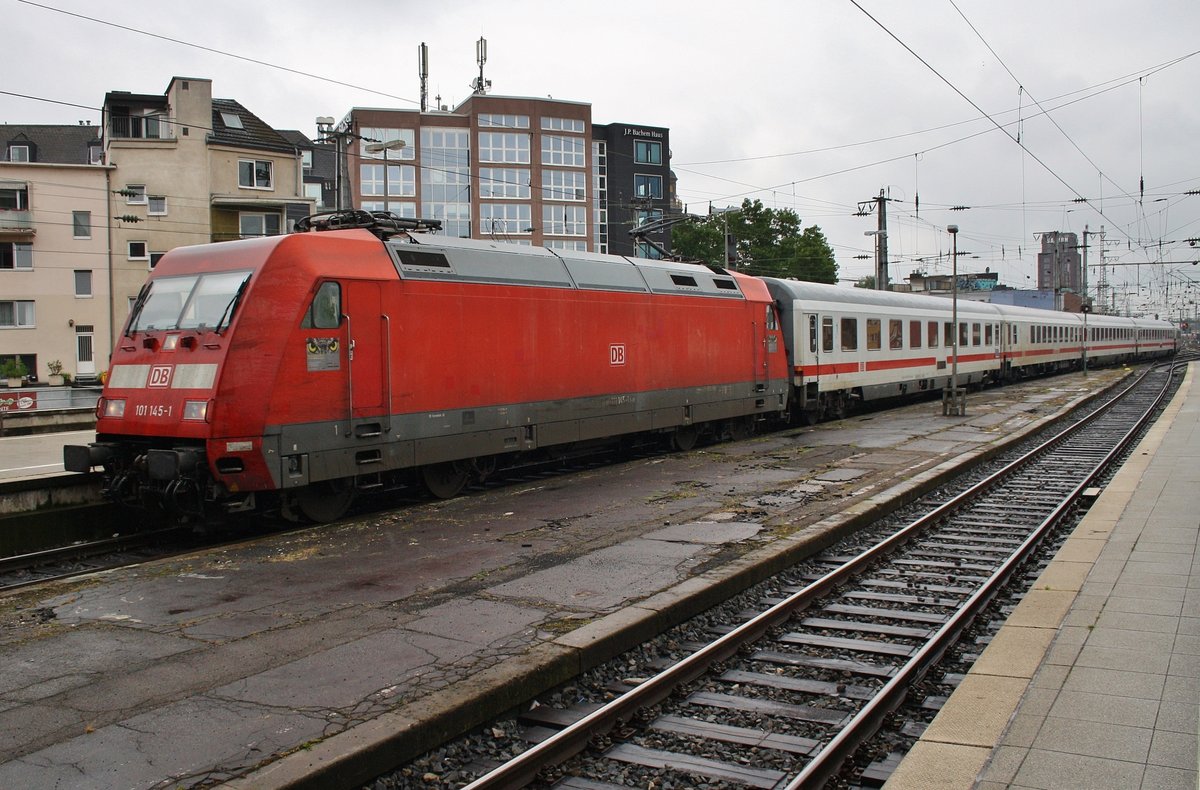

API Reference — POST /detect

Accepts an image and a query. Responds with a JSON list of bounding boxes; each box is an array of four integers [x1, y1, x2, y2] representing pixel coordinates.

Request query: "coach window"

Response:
[[809, 315, 817, 352], [971, 323, 981, 346], [928, 321, 938, 348], [866, 318, 881, 350], [841, 318, 858, 351], [959, 322, 969, 348], [889, 319, 903, 349], [910, 320, 922, 349], [944, 321, 953, 347], [822, 316, 833, 352], [302, 281, 341, 329], [985, 324, 993, 345]]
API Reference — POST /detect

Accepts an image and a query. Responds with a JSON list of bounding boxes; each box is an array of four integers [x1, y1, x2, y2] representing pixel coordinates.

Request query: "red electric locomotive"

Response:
[[65, 214, 790, 523]]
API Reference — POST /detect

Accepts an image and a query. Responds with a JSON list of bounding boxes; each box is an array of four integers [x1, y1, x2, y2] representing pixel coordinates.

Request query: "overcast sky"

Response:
[[6, 0, 1200, 318]]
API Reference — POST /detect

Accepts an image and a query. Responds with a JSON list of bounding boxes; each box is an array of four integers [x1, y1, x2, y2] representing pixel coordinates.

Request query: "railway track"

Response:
[[435, 361, 1182, 790]]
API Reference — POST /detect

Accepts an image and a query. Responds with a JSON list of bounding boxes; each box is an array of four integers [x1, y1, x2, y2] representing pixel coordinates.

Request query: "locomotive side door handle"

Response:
[[343, 313, 353, 436]]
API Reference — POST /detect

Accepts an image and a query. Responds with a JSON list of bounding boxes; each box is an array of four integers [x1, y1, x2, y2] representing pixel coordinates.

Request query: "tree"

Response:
[[670, 199, 838, 283], [854, 275, 876, 289]]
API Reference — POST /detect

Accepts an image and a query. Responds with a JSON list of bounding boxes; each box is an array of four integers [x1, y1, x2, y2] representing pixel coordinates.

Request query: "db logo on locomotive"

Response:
[[148, 365, 173, 388]]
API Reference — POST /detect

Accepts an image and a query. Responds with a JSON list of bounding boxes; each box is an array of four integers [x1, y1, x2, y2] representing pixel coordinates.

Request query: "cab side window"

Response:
[[301, 281, 341, 329]]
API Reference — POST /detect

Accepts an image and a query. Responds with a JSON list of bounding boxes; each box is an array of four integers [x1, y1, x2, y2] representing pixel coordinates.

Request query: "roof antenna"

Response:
[[471, 37, 491, 95], [418, 43, 429, 112]]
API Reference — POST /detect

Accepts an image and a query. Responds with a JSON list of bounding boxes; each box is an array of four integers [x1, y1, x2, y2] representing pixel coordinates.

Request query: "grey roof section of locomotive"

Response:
[[387, 233, 746, 299]]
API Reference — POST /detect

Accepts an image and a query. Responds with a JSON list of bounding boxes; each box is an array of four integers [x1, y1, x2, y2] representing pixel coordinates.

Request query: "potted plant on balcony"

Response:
[[47, 359, 65, 386], [2, 358, 28, 388]]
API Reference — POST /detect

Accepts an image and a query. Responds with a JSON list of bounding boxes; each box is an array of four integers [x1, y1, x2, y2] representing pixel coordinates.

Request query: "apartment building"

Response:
[[101, 77, 310, 346], [1, 125, 110, 382], [333, 94, 672, 257]]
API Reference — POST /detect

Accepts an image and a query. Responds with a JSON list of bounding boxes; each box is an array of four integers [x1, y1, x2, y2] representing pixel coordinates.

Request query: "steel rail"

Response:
[[459, 361, 1180, 790]]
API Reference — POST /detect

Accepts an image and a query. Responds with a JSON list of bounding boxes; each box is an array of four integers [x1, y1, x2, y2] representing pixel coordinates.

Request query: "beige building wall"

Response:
[[0, 161, 111, 380]]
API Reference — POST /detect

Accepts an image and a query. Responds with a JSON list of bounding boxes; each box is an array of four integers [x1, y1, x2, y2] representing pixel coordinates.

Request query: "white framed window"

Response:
[[540, 117, 585, 134], [634, 174, 663, 199], [635, 140, 663, 165], [360, 164, 416, 197], [128, 241, 148, 260], [361, 201, 417, 217], [220, 111, 244, 129], [544, 239, 588, 251], [480, 203, 532, 235], [301, 150, 313, 170], [479, 114, 529, 129], [72, 211, 91, 238], [358, 128, 416, 160], [478, 168, 530, 199], [0, 241, 32, 269], [149, 252, 166, 269], [238, 160, 273, 190], [542, 169, 587, 202], [542, 135, 585, 167], [543, 205, 587, 236], [304, 182, 324, 208], [74, 270, 93, 298], [7, 145, 30, 162], [0, 300, 35, 327], [125, 184, 147, 205], [478, 132, 530, 164], [148, 196, 167, 216], [239, 212, 281, 238]]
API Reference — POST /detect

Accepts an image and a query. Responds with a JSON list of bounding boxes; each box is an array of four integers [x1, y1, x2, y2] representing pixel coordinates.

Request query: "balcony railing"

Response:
[[0, 210, 33, 232], [108, 115, 174, 140]]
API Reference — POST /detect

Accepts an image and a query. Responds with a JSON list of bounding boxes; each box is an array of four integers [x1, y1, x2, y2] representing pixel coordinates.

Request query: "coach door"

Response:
[[343, 281, 385, 425]]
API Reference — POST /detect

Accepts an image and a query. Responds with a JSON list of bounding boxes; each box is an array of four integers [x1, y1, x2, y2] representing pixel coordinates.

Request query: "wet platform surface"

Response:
[[0, 370, 1142, 788], [886, 363, 1198, 790]]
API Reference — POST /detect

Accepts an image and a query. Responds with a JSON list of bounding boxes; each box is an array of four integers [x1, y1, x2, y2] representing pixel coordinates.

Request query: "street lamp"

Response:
[[365, 139, 408, 215], [864, 230, 888, 290], [943, 224, 966, 416]]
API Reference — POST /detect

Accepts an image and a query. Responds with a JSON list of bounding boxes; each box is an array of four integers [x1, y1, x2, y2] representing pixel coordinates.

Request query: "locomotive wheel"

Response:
[[295, 478, 356, 523], [727, 416, 754, 442], [671, 424, 701, 452], [421, 461, 470, 499]]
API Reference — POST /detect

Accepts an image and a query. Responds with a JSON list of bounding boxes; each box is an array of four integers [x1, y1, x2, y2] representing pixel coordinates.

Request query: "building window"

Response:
[[421, 127, 472, 238], [478, 168, 530, 199], [238, 160, 273, 189], [0, 300, 35, 327], [545, 239, 588, 251], [479, 114, 529, 129], [7, 145, 30, 162], [0, 242, 33, 270], [635, 241, 663, 259], [636, 208, 664, 227], [478, 132, 530, 164], [73, 211, 91, 238], [635, 140, 662, 165], [634, 174, 663, 199], [541, 135, 585, 167], [543, 205, 587, 236], [239, 213, 281, 238], [301, 150, 313, 170], [360, 164, 416, 197], [480, 203, 532, 235], [541, 117, 585, 134], [358, 128, 416, 160], [150, 252, 166, 269], [128, 241, 148, 260], [361, 201, 416, 217], [304, 182, 324, 208], [148, 196, 167, 216], [0, 184, 28, 210], [74, 270, 93, 297], [125, 184, 146, 205], [542, 169, 587, 202], [220, 111, 244, 129]]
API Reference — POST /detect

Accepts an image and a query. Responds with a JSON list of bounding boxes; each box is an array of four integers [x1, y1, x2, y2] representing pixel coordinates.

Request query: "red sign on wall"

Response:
[[0, 390, 38, 412]]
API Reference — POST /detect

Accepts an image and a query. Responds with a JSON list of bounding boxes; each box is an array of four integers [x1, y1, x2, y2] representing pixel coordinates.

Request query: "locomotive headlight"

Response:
[[102, 398, 126, 419], [183, 400, 209, 422]]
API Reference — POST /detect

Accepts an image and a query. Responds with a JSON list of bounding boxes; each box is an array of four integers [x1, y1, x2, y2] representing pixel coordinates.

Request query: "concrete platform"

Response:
[[0, 370, 1143, 788], [885, 362, 1198, 790]]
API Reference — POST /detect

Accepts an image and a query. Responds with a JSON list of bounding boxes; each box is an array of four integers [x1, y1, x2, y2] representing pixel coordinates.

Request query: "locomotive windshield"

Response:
[[129, 270, 253, 332]]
